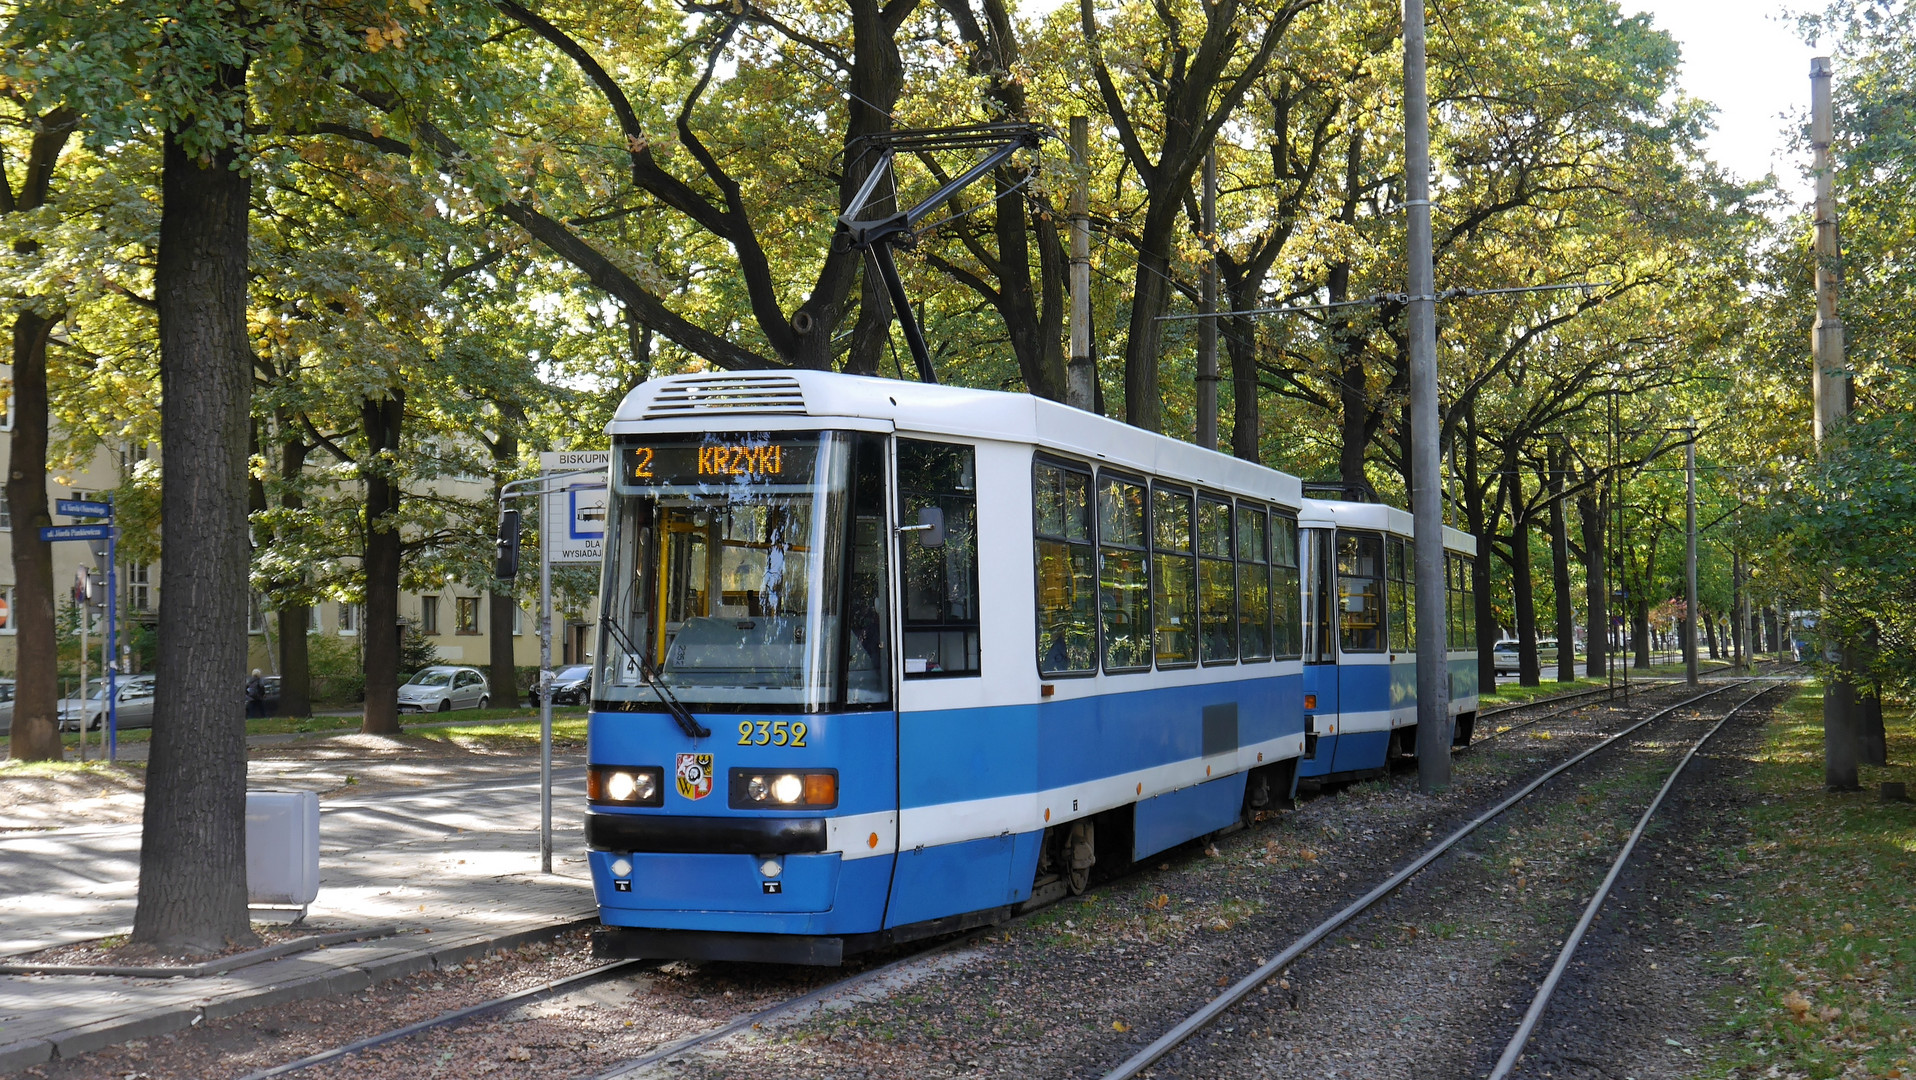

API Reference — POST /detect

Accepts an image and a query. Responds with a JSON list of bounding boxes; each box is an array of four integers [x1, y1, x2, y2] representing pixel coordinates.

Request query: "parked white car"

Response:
[[1493, 639, 1559, 674], [397, 666, 491, 713], [58, 675, 157, 731]]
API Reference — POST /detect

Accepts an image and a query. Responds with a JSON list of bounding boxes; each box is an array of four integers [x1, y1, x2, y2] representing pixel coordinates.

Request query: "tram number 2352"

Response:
[[737, 720, 809, 747]]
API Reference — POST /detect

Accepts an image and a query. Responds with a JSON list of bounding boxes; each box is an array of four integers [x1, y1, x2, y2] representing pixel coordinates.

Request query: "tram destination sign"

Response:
[[620, 439, 819, 486], [539, 450, 609, 565]]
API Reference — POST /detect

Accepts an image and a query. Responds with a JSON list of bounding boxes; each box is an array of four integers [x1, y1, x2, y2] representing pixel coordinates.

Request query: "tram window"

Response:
[[1097, 474, 1151, 672], [1152, 485, 1197, 667], [843, 434, 891, 698], [899, 439, 980, 677], [1236, 506, 1272, 662], [1300, 527, 1334, 663], [1034, 459, 1096, 675], [1387, 536, 1415, 652], [1446, 551, 1477, 650], [1197, 496, 1235, 664], [1272, 514, 1302, 659], [1337, 531, 1385, 653]]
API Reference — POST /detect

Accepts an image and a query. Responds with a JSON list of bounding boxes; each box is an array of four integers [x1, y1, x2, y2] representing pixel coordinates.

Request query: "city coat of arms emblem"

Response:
[[675, 753, 713, 801]]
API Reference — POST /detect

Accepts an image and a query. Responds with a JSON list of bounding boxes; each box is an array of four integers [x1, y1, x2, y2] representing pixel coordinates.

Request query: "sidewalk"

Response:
[[0, 750, 599, 1074]]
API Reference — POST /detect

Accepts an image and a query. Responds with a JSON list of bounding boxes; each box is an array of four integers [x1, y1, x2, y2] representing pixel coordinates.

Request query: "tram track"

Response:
[[1094, 676, 1795, 1080], [217, 671, 1797, 1080]]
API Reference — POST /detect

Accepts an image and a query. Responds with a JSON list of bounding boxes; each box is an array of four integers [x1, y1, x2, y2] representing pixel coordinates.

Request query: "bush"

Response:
[[306, 633, 364, 705]]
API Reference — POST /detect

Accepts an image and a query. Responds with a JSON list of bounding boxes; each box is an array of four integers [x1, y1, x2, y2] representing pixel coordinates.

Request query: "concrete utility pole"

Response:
[[1811, 56, 1860, 791], [1404, 0, 1451, 793], [1067, 117, 1097, 412], [1197, 147, 1219, 450], [1684, 435, 1699, 686]]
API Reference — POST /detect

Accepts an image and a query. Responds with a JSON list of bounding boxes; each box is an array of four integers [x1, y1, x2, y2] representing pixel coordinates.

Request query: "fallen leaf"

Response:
[[1782, 990, 1812, 1020], [506, 1046, 532, 1061], [1112, 1021, 1128, 1032]]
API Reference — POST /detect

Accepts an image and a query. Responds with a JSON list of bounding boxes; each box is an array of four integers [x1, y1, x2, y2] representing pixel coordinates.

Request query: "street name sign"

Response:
[[40, 525, 116, 542], [56, 499, 113, 518]]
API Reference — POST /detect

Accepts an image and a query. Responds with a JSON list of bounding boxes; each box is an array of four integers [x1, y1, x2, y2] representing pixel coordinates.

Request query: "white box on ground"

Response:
[[246, 790, 320, 907]]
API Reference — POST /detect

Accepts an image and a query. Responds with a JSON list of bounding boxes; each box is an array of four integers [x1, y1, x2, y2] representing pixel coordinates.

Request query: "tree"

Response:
[[0, 96, 77, 762]]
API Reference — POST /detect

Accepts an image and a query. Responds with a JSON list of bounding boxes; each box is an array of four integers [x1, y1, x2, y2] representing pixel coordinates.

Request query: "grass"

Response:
[[1702, 684, 1916, 1079], [50, 704, 587, 748], [0, 758, 137, 778], [1479, 674, 1612, 708]]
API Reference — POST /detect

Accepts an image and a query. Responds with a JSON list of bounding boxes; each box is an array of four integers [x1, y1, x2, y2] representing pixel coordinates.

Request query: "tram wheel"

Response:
[[1065, 820, 1095, 895]]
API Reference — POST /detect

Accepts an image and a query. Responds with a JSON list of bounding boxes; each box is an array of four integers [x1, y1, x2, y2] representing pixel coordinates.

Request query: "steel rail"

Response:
[[590, 930, 992, 1078], [1096, 679, 1753, 1080], [1484, 681, 1783, 1079], [235, 960, 644, 1080]]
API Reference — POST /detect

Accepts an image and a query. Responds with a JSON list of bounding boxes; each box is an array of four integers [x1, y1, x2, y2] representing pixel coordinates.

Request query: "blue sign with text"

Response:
[[55, 499, 113, 518], [39, 525, 116, 542]]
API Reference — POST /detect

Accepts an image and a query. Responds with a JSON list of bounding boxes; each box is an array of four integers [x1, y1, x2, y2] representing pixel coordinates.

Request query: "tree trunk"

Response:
[[361, 393, 404, 735], [1548, 468, 1575, 682], [489, 427, 520, 703], [1119, 201, 1182, 432], [133, 122, 257, 954], [274, 434, 312, 717], [1511, 516, 1540, 686], [4, 108, 77, 763], [1703, 613, 1719, 660], [1462, 433, 1498, 693], [1228, 313, 1260, 461], [1632, 601, 1650, 669], [1577, 491, 1607, 679], [6, 312, 61, 762]]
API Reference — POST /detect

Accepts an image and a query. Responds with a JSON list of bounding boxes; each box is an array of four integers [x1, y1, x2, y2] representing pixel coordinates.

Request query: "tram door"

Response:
[[885, 438, 1004, 928], [1298, 527, 1339, 776], [1332, 531, 1388, 773]]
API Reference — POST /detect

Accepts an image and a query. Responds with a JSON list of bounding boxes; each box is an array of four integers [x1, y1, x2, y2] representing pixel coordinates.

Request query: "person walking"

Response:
[[246, 669, 266, 718]]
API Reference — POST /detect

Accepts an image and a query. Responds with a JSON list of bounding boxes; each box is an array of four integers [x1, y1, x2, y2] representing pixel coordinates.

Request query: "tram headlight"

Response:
[[729, 769, 838, 809], [588, 765, 663, 807]]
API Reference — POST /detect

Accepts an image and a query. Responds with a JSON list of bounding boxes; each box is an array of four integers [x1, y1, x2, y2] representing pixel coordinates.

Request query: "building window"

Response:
[[0, 491, 10, 531], [309, 606, 322, 633], [338, 601, 359, 635], [129, 564, 151, 612], [512, 604, 523, 636], [421, 595, 440, 635], [896, 440, 979, 677], [248, 594, 268, 635], [1033, 458, 1096, 676], [456, 596, 480, 634]]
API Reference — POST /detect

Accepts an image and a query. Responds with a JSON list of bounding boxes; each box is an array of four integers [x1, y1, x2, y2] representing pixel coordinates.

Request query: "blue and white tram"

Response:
[[1294, 499, 1480, 783], [584, 371, 1312, 964]]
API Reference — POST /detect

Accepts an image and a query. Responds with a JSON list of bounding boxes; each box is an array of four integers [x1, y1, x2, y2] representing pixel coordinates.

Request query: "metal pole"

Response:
[[1067, 117, 1096, 412], [1197, 146, 1219, 451], [105, 530, 117, 762], [1684, 436, 1699, 685], [539, 484, 553, 873], [1811, 55, 1859, 791], [1404, 0, 1450, 793], [78, 585, 88, 763]]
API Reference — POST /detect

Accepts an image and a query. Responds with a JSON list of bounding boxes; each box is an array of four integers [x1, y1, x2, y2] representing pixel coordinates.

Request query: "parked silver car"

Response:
[[397, 666, 491, 713], [58, 675, 157, 731], [0, 678, 14, 735], [1493, 639, 1559, 674]]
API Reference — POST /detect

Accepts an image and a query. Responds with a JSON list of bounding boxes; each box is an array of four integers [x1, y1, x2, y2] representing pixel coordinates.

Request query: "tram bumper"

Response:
[[592, 925, 847, 966]]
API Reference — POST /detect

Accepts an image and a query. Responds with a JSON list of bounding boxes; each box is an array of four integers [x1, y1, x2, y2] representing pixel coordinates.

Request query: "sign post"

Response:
[[45, 500, 117, 760], [502, 452, 608, 874]]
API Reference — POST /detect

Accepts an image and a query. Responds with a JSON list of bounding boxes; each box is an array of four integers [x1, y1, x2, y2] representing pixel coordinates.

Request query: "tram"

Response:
[[584, 370, 1474, 964]]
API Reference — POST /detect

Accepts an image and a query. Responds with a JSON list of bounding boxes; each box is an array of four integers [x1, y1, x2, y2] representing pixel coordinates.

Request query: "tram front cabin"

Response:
[[585, 372, 1310, 963]]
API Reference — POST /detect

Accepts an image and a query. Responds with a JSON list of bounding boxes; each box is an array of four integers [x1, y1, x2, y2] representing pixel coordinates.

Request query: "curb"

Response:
[[0, 912, 598, 1075]]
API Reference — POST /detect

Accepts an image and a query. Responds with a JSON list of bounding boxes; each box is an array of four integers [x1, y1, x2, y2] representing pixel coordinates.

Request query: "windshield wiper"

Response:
[[603, 618, 710, 740]]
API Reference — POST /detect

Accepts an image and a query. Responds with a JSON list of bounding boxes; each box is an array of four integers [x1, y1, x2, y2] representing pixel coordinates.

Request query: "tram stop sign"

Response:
[[539, 450, 609, 565]]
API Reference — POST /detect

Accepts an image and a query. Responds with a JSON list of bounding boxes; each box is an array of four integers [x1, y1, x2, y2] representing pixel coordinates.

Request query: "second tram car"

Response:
[[584, 371, 1476, 964]]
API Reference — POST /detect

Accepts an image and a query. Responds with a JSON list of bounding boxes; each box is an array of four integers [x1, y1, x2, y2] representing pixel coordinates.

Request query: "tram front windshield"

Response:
[[596, 430, 889, 712]]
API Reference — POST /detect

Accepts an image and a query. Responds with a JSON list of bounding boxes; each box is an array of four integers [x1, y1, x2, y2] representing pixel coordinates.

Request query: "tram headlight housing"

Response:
[[588, 765, 663, 807], [729, 768, 838, 809]]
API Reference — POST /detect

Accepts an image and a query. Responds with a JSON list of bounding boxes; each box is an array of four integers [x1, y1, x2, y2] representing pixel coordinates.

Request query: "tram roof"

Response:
[[1300, 497, 1477, 555], [609, 370, 1304, 507]]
